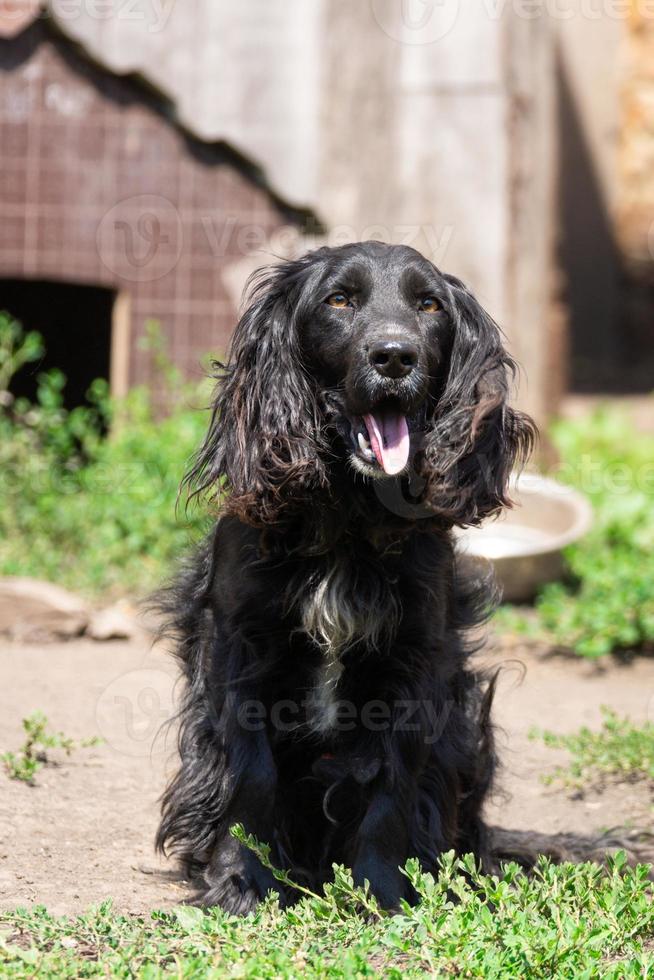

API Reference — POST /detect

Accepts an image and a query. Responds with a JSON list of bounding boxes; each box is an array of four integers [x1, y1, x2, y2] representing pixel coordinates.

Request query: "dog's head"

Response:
[[188, 242, 535, 526]]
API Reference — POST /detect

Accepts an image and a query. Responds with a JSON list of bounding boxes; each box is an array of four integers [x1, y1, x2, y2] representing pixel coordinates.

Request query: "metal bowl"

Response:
[[454, 474, 594, 603]]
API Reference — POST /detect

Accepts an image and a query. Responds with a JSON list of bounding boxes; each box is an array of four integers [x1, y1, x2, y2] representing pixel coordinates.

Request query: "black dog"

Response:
[[156, 241, 534, 913]]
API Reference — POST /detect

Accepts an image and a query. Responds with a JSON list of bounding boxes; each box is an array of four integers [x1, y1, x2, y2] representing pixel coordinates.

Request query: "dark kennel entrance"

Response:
[[0, 279, 118, 409]]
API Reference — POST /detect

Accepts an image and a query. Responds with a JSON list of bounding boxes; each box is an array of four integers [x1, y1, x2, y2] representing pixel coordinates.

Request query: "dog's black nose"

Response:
[[369, 340, 418, 379]]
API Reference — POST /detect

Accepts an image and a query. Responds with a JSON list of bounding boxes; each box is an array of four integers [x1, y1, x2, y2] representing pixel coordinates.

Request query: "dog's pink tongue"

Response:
[[363, 410, 410, 475]]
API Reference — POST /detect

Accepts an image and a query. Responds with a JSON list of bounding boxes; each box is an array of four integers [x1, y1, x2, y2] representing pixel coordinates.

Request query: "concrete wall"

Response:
[[557, 10, 624, 391], [17, 1, 560, 424], [316, 1, 556, 425]]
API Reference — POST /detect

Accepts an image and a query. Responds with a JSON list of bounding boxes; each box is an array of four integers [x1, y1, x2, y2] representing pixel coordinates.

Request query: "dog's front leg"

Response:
[[349, 689, 435, 910], [203, 670, 282, 914], [351, 784, 414, 910]]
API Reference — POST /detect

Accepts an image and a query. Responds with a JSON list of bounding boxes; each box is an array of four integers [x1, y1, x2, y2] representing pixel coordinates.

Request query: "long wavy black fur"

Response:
[[155, 243, 535, 914]]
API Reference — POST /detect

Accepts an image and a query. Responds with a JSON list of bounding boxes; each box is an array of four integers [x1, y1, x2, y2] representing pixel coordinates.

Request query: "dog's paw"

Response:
[[202, 873, 274, 915], [202, 840, 284, 915], [352, 857, 405, 913]]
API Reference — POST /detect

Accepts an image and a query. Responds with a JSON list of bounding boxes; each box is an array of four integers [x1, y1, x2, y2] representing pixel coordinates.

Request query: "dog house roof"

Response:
[[1, 0, 321, 211]]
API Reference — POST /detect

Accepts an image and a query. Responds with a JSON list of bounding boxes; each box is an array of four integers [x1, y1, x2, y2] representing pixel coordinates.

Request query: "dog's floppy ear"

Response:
[[185, 257, 330, 525], [419, 275, 536, 526]]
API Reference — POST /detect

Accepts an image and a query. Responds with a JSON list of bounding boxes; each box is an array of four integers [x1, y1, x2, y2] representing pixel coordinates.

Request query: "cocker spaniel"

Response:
[[156, 241, 535, 913]]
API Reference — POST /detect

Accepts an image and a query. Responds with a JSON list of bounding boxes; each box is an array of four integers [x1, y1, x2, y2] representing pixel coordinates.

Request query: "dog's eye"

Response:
[[326, 293, 351, 309], [418, 296, 440, 313]]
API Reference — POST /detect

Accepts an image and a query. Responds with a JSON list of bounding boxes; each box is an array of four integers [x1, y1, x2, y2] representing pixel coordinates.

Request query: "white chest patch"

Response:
[[301, 566, 363, 656], [299, 561, 400, 734], [301, 567, 354, 734]]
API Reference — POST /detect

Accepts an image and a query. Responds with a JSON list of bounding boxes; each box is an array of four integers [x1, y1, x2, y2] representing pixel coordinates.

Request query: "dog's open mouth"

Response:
[[350, 401, 411, 476]]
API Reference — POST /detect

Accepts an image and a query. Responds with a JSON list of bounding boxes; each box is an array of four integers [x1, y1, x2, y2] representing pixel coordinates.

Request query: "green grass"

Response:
[[531, 708, 654, 790], [1, 712, 100, 784], [1, 852, 653, 978]]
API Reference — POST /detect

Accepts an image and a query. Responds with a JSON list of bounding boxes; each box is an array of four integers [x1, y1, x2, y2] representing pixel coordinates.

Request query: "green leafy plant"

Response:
[[530, 707, 654, 789], [0, 315, 209, 597], [2, 712, 101, 785], [0, 311, 43, 392], [231, 823, 385, 919], [1, 852, 653, 976], [501, 404, 654, 657]]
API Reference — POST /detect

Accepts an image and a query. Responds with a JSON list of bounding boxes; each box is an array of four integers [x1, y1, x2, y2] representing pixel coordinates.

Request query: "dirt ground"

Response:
[[1, 632, 654, 916]]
